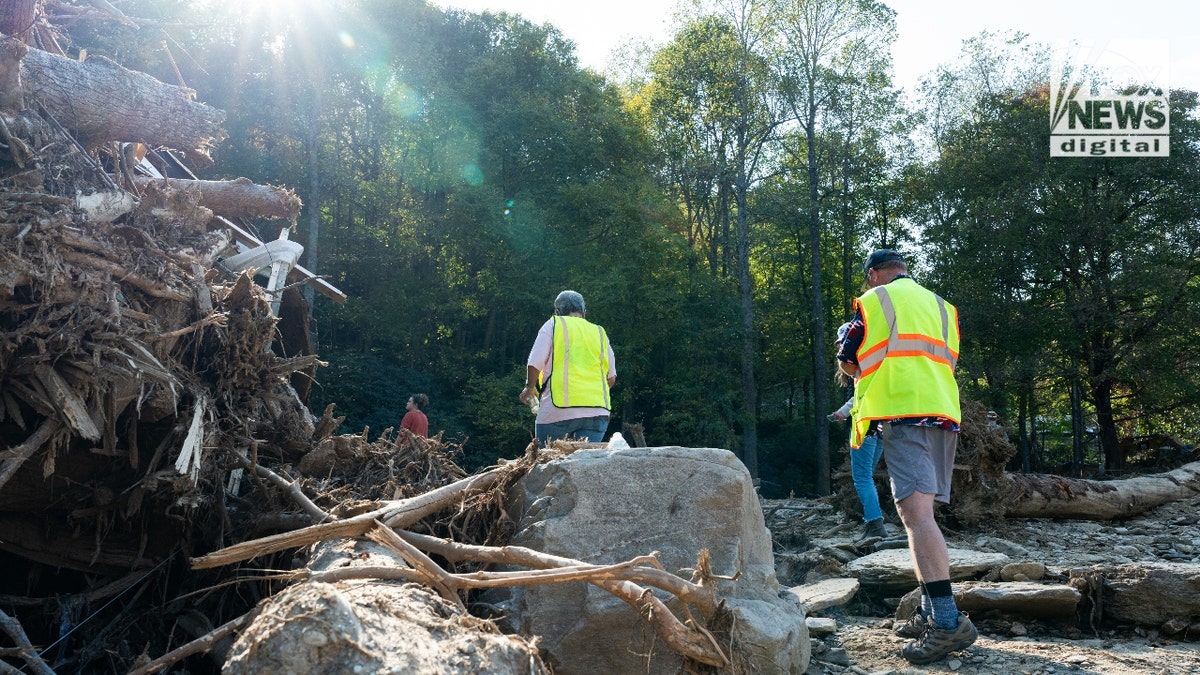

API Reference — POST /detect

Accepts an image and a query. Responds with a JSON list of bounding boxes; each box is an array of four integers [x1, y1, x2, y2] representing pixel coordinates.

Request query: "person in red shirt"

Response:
[[400, 393, 429, 438]]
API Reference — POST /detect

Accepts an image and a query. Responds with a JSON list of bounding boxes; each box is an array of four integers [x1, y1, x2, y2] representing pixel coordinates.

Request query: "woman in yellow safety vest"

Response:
[[519, 290, 616, 445]]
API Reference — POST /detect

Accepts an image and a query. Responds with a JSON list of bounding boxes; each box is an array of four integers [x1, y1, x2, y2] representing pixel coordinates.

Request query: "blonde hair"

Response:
[[834, 366, 853, 388]]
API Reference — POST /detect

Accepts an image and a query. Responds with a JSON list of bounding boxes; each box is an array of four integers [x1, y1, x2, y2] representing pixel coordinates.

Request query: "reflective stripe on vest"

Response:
[[549, 316, 611, 409], [856, 287, 959, 378]]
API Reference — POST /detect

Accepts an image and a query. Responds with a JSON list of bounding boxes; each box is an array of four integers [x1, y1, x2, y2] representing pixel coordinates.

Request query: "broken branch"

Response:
[[237, 458, 331, 524], [148, 313, 228, 342], [0, 606, 54, 675], [190, 468, 506, 569], [126, 609, 259, 675], [0, 417, 62, 492]]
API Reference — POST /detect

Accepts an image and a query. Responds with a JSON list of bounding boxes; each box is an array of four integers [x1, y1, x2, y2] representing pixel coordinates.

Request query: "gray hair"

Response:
[[553, 290, 586, 316]]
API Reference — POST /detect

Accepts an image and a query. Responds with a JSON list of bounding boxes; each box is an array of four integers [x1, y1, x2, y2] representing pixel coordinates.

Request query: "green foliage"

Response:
[[459, 370, 536, 469], [58, 0, 1200, 496], [308, 345, 456, 440], [919, 72, 1200, 465]]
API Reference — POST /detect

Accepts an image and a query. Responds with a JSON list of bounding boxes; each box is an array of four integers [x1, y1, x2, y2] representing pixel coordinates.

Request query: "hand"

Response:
[[830, 411, 847, 421], [518, 385, 533, 404]]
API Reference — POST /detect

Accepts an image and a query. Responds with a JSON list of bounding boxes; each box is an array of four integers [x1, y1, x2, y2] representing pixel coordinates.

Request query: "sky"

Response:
[[433, 0, 1200, 94]]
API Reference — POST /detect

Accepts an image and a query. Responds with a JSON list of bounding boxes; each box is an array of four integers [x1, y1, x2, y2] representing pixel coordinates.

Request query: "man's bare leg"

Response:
[[895, 490, 949, 582]]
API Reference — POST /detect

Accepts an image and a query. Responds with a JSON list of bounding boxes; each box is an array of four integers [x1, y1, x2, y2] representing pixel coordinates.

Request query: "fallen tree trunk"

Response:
[[7, 35, 226, 166], [132, 176, 302, 221], [937, 402, 1200, 525], [999, 460, 1200, 520]]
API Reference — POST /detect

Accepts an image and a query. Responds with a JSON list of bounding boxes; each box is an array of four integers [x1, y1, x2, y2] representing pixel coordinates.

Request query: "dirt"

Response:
[[765, 488, 1200, 675]]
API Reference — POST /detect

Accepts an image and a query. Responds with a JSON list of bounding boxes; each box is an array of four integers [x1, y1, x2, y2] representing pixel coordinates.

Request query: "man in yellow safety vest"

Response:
[[836, 249, 977, 665]]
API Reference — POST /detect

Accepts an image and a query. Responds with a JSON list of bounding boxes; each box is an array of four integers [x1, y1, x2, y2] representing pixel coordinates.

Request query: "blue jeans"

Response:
[[536, 416, 609, 445], [852, 433, 885, 522]]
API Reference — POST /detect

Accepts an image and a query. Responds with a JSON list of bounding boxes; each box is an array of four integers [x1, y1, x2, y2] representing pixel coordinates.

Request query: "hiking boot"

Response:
[[899, 613, 977, 665], [893, 612, 929, 639], [856, 518, 888, 542]]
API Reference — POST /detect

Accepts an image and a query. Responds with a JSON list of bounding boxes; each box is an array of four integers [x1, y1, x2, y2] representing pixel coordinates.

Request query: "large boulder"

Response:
[[489, 446, 809, 674]]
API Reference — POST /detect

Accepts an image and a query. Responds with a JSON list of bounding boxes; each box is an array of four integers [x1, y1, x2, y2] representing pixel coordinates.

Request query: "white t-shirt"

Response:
[[526, 317, 616, 424]]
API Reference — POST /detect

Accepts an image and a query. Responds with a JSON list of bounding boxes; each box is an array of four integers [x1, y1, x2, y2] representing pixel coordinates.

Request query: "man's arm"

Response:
[[606, 342, 617, 387], [836, 309, 865, 378], [519, 365, 541, 404]]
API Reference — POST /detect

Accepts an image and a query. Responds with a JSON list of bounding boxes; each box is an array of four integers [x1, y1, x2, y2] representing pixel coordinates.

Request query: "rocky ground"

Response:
[[764, 487, 1200, 675]]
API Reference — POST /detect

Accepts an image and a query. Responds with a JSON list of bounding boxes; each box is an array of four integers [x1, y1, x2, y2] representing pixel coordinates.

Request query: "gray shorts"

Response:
[[881, 424, 958, 504]]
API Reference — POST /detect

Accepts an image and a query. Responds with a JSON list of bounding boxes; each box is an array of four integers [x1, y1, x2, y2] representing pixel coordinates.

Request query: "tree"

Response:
[[638, 3, 785, 478], [921, 84, 1200, 472], [768, 0, 897, 494]]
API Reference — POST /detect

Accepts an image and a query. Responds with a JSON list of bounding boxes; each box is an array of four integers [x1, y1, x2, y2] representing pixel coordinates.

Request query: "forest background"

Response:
[[63, 0, 1200, 498]]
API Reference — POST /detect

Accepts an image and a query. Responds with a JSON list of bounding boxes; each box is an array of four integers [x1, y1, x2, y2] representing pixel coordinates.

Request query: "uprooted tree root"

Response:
[[164, 442, 733, 673], [833, 398, 1016, 525]]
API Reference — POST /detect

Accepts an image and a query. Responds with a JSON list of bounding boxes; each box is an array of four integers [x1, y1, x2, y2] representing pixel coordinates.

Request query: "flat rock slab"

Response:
[[787, 578, 860, 612], [805, 617, 838, 635], [847, 547, 1010, 594], [1073, 562, 1200, 625], [955, 581, 1081, 617]]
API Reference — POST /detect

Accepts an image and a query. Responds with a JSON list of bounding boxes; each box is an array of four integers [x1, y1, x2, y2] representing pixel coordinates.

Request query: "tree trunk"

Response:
[[303, 93, 321, 320], [1070, 562, 1200, 627], [735, 173, 758, 479], [994, 460, 1200, 521], [0, 0, 36, 40], [133, 176, 301, 220], [9, 36, 226, 166], [807, 107, 830, 496], [1092, 377, 1124, 472]]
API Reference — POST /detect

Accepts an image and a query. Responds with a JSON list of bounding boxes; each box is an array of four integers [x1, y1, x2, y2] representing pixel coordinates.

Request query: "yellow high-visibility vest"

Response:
[[851, 278, 960, 447], [548, 315, 611, 409]]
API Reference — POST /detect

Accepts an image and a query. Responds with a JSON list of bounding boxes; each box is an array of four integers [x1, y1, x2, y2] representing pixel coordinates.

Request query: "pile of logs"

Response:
[[0, 3, 351, 671], [0, 5, 741, 673]]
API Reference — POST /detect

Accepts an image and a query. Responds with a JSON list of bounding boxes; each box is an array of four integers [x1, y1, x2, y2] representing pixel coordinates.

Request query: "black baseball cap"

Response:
[[863, 249, 905, 275]]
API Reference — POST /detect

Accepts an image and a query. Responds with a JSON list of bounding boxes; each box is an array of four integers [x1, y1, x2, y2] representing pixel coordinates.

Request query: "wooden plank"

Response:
[[33, 365, 100, 441]]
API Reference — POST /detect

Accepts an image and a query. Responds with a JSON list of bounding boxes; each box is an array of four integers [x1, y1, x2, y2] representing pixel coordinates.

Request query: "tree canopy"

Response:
[[59, 1, 1200, 492]]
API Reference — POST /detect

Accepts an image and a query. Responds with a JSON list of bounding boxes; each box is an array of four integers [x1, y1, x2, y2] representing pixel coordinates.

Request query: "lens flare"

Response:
[[462, 164, 484, 186]]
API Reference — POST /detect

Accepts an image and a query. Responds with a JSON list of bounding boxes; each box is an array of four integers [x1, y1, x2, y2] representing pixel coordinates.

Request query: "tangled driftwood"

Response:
[[183, 448, 731, 671], [0, 5, 739, 672]]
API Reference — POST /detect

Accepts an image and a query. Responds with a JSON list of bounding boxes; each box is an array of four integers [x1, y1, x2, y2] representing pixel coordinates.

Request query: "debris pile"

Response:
[[0, 8, 374, 671], [0, 9, 746, 673]]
